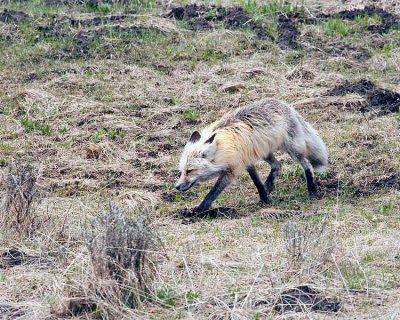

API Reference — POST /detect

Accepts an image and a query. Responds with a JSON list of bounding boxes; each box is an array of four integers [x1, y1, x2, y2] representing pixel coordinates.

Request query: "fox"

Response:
[[176, 98, 328, 213]]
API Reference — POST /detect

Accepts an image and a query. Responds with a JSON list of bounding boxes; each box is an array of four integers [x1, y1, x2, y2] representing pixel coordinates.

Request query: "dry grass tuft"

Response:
[[0, 162, 43, 235], [80, 201, 159, 312], [283, 215, 335, 278]]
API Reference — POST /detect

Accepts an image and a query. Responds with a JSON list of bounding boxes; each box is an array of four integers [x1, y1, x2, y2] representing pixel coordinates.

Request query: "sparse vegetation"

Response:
[[321, 17, 352, 36], [0, 162, 42, 235], [80, 202, 158, 314], [0, 0, 399, 318]]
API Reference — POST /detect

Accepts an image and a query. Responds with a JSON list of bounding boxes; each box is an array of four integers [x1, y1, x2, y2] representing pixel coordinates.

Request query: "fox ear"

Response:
[[202, 133, 217, 157], [189, 131, 201, 143], [205, 133, 216, 145]]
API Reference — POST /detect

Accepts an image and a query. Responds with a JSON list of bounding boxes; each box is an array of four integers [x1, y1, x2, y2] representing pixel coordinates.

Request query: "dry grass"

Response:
[[0, 0, 399, 318], [80, 201, 158, 312], [0, 162, 43, 236]]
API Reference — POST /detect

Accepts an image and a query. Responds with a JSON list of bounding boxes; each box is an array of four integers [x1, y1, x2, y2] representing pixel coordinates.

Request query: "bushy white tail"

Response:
[[304, 123, 328, 173]]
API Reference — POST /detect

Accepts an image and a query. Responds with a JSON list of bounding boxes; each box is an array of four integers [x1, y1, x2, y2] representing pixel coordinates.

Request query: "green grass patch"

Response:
[[321, 17, 352, 36]]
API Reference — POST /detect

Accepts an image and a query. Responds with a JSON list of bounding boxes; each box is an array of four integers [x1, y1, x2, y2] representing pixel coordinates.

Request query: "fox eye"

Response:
[[186, 169, 193, 175]]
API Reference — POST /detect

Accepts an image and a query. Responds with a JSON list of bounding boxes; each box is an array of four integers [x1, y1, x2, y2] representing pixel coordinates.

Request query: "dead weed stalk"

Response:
[[283, 215, 335, 278], [0, 162, 42, 235], [80, 201, 158, 311]]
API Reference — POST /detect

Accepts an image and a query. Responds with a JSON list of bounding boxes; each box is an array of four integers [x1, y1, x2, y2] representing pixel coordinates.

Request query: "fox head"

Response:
[[176, 130, 224, 191]]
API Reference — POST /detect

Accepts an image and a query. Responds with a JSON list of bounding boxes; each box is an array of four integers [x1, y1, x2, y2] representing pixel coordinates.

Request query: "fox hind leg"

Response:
[[288, 152, 317, 196], [247, 165, 269, 203], [264, 154, 281, 193]]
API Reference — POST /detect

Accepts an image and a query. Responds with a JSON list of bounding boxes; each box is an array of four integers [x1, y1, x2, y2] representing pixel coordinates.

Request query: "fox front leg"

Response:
[[247, 165, 269, 203], [193, 171, 234, 213]]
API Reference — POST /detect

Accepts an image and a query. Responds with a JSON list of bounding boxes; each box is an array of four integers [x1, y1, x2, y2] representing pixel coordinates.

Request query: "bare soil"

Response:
[[0, 9, 29, 23], [1, 0, 400, 318], [273, 285, 340, 313], [280, 6, 399, 53], [318, 5, 399, 33], [327, 79, 400, 114], [278, 15, 299, 49], [166, 4, 269, 38]]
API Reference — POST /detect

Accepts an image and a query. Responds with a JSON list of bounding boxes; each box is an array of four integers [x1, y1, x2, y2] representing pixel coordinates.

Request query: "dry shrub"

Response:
[[283, 215, 335, 277], [0, 162, 42, 235], [80, 201, 158, 311]]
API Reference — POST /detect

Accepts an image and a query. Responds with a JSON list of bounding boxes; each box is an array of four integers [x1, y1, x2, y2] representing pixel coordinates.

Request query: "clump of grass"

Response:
[[0, 162, 42, 235], [182, 107, 199, 121], [241, 0, 296, 15], [321, 17, 352, 36], [283, 221, 305, 267], [20, 117, 50, 135], [80, 202, 159, 312], [283, 215, 335, 277], [354, 14, 382, 28]]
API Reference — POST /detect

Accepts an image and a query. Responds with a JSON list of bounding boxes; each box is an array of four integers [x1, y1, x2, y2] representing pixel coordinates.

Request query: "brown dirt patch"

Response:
[[35, 23, 164, 59], [64, 26, 163, 58], [326, 43, 371, 62], [0, 9, 30, 23], [368, 174, 400, 191], [319, 6, 399, 33], [272, 285, 340, 313], [278, 15, 299, 49], [279, 4, 400, 51], [326, 79, 400, 115], [70, 13, 134, 27], [290, 6, 399, 53], [166, 5, 268, 39], [0, 248, 53, 269], [320, 171, 399, 198]]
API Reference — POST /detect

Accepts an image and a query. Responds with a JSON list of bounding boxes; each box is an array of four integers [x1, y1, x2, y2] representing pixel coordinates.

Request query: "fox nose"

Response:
[[175, 184, 181, 191]]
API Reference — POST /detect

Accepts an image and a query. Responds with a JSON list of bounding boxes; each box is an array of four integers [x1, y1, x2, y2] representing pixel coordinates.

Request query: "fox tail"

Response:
[[304, 123, 328, 173]]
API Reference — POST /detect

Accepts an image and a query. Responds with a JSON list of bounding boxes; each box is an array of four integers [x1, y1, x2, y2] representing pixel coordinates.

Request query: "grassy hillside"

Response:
[[0, 0, 399, 318]]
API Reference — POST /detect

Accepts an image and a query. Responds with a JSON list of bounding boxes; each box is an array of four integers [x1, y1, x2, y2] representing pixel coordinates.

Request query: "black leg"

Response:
[[194, 172, 233, 213], [264, 154, 281, 192], [304, 167, 317, 196], [247, 165, 269, 203], [288, 152, 317, 196]]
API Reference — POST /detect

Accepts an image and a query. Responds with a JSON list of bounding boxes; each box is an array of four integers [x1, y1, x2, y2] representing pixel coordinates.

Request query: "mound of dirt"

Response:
[[319, 6, 399, 33], [165, 5, 268, 39], [327, 79, 375, 96], [0, 248, 53, 269], [0, 9, 30, 23], [327, 43, 371, 62], [326, 79, 400, 115], [46, 25, 164, 58], [290, 6, 399, 53], [274, 285, 340, 313], [369, 174, 400, 191], [278, 15, 299, 49], [0, 248, 26, 268], [70, 13, 133, 27], [367, 88, 400, 113]]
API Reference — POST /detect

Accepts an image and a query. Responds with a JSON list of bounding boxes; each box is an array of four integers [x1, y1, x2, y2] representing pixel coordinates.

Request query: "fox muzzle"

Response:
[[175, 180, 195, 192]]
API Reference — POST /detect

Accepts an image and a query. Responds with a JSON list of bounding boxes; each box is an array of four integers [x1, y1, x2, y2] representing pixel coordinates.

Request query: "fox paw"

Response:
[[258, 200, 269, 207], [192, 206, 209, 214], [308, 190, 320, 199]]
